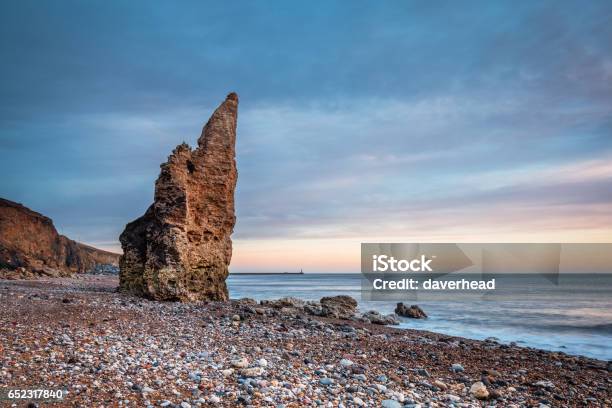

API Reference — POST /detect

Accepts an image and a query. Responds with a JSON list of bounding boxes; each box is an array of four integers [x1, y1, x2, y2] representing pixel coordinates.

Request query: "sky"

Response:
[[1, 1, 611, 272]]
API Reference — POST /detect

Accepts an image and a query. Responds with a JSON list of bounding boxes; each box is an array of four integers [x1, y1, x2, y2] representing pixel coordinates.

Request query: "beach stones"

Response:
[[417, 368, 430, 377], [361, 310, 400, 325], [433, 380, 448, 390], [533, 380, 555, 389], [470, 381, 489, 400], [119, 93, 239, 302], [381, 399, 402, 408], [231, 357, 249, 368], [352, 397, 365, 406], [240, 367, 264, 377], [5, 276, 612, 407], [446, 394, 461, 402], [340, 358, 354, 367], [319, 377, 333, 386], [261, 297, 305, 308], [394, 303, 427, 319]]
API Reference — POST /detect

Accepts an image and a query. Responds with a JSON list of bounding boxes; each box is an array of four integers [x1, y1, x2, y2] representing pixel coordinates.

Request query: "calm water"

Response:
[[228, 273, 612, 361]]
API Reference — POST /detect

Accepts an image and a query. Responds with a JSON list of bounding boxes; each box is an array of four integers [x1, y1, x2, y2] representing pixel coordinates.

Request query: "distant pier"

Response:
[[231, 270, 304, 275]]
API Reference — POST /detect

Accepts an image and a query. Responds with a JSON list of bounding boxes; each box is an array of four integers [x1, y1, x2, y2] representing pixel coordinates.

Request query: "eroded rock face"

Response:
[[319, 295, 358, 319], [0, 197, 120, 278], [260, 295, 359, 320], [119, 93, 238, 302]]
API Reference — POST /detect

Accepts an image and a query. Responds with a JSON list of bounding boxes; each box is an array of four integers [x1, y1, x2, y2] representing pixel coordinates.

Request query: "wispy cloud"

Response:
[[1, 1, 611, 270]]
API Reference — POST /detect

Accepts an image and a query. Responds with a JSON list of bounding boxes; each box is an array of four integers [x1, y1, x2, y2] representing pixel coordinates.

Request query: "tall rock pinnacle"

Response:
[[119, 93, 238, 301]]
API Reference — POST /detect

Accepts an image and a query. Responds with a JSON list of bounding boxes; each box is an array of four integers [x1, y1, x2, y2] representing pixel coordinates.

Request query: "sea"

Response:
[[228, 273, 612, 361]]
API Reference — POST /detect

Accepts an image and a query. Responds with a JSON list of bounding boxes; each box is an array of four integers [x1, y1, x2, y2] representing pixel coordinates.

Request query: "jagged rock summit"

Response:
[[119, 93, 238, 302], [0, 197, 120, 278]]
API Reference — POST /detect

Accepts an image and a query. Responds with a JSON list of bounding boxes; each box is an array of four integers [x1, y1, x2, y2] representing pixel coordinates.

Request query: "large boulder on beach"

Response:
[[260, 297, 306, 308], [119, 93, 239, 302], [0, 197, 119, 278], [319, 295, 358, 319], [262, 295, 359, 320], [361, 310, 400, 325], [395, 303, 427, 319], [470, 381, 489, 400]]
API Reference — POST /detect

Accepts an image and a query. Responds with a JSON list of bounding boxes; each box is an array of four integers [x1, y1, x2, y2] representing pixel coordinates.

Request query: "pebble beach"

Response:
[[1, 275, 610, 407]]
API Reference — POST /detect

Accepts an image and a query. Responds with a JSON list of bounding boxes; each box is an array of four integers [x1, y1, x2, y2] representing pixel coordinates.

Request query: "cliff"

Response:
[[0, 197, 120, 278]]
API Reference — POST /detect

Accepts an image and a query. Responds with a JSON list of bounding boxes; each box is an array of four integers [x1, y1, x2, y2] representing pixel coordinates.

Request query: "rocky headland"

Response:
[[1, 275, 609, 407], [0, 197, 119, 279], [119, 93, 238, 302]]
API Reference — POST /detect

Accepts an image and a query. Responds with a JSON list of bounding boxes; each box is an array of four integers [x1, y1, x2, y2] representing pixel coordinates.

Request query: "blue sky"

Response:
[[1, 1, 611, 271]]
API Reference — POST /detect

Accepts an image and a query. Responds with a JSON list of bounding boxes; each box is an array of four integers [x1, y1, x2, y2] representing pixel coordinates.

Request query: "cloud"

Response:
[[1, 1, 611, 270], [231, 93, 612, 244]]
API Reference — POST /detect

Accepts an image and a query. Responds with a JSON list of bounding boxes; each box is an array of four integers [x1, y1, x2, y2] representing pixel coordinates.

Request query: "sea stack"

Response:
[[119, 93, 238, 301]]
